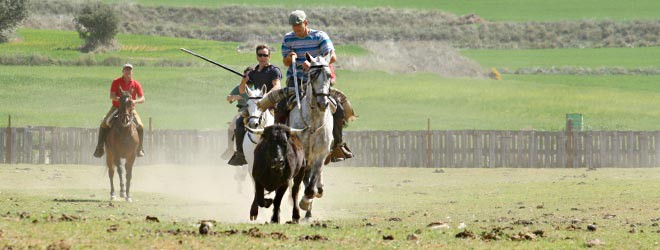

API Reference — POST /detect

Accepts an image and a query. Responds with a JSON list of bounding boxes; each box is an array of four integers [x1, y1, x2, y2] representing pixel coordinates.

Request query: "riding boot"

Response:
[[330, 104, 353, 162], [137, 127, 145, 157], [93, 127, 109, 158], [228, 117, 247, 166]]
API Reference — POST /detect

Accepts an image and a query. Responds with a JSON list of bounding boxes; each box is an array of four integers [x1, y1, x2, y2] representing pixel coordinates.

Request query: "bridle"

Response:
[[245, 95, 267, 144], [118, 95, 135, 128], [307, 64, 331, 100], [246, 96, 264, 126]]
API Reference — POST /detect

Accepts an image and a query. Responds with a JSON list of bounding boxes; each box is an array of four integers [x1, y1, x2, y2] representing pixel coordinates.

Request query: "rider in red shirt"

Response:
[[93, 63, 146, 158]]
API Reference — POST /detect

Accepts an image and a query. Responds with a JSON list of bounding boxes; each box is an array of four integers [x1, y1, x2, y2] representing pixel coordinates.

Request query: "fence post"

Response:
[[426, 118, 430, 168], [7, 115, 11, 164], [566, 120, 574, 168]]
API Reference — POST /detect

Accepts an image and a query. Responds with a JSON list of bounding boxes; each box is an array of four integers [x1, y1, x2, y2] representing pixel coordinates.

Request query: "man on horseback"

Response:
[[274, 10, 356, 162], [228, 45, 282, 166], [93, 63, 145, 158]]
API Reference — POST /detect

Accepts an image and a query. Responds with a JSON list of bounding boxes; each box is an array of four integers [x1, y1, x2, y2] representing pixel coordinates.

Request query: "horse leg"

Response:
[[116, 159, 125, 198], [299, 166, 314, 211], [303, 159, 324, 198], [125, 156, 135, 202], [304, 203, 313, 220], [270, 185, 287, 224], [250, 182, 264, 221], [106, 152, 116, 201], [291, 172, 305, 223], [316, 165, 324, 198]]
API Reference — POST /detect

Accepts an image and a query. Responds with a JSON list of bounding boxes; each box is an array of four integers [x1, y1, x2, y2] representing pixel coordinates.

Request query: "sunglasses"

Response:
[[257, 53, 270, 57]]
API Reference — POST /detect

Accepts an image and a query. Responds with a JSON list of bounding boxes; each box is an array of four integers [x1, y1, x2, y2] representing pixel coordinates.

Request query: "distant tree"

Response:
[[74, 2, 118, 52], [0, 0, 30, 43]]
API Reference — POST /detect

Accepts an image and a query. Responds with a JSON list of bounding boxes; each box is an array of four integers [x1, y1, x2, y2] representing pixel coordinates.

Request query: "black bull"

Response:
[[249, 124, 306, 223]]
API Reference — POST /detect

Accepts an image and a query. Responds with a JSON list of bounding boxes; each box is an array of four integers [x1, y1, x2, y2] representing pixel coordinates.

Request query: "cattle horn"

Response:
[[246, 127, 264, 135], [289, 127, 307, 135]]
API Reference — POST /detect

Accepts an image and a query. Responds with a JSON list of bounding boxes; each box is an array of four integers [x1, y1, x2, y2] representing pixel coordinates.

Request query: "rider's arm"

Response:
[[226, 95, 242, 103], [283, 52, 296, 67], [134, 95, 145, 104], [270, 78, 281, 92], [329, 50, 337, 64], [110, 92, 119, 101], [238, 69, 252, 94]]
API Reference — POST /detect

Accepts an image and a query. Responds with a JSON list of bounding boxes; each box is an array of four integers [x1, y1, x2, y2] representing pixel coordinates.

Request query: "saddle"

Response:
[[257, 87, 358, 122], [107, 112, 137, 128]]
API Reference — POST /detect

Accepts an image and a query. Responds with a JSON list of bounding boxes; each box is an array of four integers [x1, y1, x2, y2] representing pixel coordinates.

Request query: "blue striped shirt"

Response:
[[281, 29, 334, 83]]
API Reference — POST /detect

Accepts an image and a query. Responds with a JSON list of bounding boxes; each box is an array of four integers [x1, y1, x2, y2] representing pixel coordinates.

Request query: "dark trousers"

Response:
[[234, 116, 245, 153]]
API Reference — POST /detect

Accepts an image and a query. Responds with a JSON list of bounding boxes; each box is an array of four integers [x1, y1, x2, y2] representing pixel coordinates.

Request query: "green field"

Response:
[[104, 0, 660, 21], [2, 164, 660, 248], [3, 66, 660, 131], [462, 47, 660, 70], [3, 28, 660, 131], [0, 29, 365, 66]]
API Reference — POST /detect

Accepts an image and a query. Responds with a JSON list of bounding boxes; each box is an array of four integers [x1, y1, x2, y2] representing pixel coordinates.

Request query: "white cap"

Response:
[[123, 63, 133, 69]]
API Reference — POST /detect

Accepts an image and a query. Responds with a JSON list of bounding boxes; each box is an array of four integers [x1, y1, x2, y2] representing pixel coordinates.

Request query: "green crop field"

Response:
[[2, 165, 660, 249], [0, 29, 365, 66], [104, 0, 660, 21], [462, 47, 660, 70], [3, 66, 660, 131]]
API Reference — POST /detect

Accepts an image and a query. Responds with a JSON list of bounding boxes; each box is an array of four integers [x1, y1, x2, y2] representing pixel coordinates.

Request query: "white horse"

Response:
[[289, 53, 335, 219], [233, 86, 275, 192]]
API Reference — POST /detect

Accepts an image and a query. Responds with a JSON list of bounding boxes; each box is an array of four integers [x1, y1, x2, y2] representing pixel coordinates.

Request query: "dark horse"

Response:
[[106, 88, 139, 202]]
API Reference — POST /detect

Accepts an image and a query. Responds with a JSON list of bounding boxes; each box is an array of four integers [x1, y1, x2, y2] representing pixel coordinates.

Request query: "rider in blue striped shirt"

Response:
[[276, 10, 354, 162]]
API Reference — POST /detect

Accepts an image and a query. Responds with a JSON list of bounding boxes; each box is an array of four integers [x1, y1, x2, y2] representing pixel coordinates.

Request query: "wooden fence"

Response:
[[2, 127, 660, 168]]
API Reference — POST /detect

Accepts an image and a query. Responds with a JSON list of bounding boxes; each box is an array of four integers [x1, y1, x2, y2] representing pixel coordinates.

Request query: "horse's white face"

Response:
[[245, 86, 265, 129], [305, 53, 332, 112]]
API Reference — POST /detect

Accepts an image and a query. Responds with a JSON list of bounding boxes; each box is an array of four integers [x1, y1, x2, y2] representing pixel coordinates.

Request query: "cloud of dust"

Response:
[[342, 40, 485, 78], [133, 164, 284, 223]]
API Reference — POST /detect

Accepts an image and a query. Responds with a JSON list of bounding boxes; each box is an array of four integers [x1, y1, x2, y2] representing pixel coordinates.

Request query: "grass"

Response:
[[103, 0, 660, 21], [0, 29, 363, 66], [461, 47, 660, 70], [3, 66, 660, 131], [2, 164, 660, 248]]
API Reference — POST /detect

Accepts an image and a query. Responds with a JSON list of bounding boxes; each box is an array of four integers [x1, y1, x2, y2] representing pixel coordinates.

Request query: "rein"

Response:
[[296, 63, 331, 133]]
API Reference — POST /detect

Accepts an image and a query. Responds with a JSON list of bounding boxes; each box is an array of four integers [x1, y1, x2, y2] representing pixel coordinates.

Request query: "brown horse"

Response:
[[105, 88, 139, 202]]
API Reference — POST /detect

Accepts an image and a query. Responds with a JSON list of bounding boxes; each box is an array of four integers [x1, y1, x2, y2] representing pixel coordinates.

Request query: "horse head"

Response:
[[245, 85, 266, 129], [305, 52, 332, 112], [117, 88, 134, 128]]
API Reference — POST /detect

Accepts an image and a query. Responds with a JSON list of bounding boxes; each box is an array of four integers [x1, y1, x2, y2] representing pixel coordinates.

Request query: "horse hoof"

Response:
[[315, 189, 323, 198], [263, 198, 273, 208], [126, 197, 132, 203], [250, 215, 257, 221], [110, 196, 117, 201], [120, 192, 126, 198], [299, 198, 313, 211]]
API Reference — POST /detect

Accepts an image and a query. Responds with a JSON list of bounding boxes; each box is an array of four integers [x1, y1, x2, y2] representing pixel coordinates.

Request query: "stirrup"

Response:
[[329, 146, 346, 162], [340, 144, 353, 159]]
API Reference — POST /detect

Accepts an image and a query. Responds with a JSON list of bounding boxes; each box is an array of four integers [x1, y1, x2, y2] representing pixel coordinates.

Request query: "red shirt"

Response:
[[110, 77, 144, 107]]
